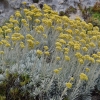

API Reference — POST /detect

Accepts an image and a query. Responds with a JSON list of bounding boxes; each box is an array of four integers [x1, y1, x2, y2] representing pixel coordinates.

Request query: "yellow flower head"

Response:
[[89, 42, 95, 47], [75, 52, 82, 58], [80, 73, 88, 81], [96, 60, 100, 63], [85, 68, 90, 72], [63, 48, 69, 52], [36, 50, 43, 56], [30, 4, 35, 9], [74, 45, 80, 50], [35, 19, 40, 23], [65, 82, 72, 89], [92, 54, 98, 59], [21, 19, 27, 24], [89, 57, 95, 63], [44, 51, 50, 56], [84, 55, 90, 60], [53, 69, 59, 74], [78, 59, 84, 64], [0, 28, 3, 34], [14, 26, 20, 32], [27, 39, 34, 48], [20, 42, 25, 48], [43, 34, 47, 38], [56, 27, 63, 32], [35, 41, 40, 45], [35, 25, 44, 32], [66, 29, 73, 34], [0, 51, 4, 54], [65, 56, 70, 61], [55, 42, 62, 47], [56, 56, 60, 60], [82, 47, 88, 52], [44, 46, 48, 50], [59, 39, 66, 44], [26, 16, 32, 20], [15, 11, 21, 17], [56, 46, 62, 51], [26, 34, 34, 40], [5, 29, 12, 33], [5, 43, 11, 47], [2, 26, 8, 30], [0, 41, 3, 45], [70, 77, 74, 81]]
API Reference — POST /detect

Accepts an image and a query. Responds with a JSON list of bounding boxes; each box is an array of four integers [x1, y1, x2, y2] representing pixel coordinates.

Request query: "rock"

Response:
[[0, 0, 99, 26], [0, 74, 5, 81], [9, 0, 22, 9]]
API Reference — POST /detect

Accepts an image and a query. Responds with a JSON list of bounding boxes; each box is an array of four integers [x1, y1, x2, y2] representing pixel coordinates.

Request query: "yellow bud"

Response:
[[85, 68, 90, 72], [70, 77, 74, 81], [58, 67, 62, 71], [20, 42, 25, 48], [53, 69, 59, 74], [56, 56, 60, 60], [65, 56, 70, 61], [43, 34, 47, 38]]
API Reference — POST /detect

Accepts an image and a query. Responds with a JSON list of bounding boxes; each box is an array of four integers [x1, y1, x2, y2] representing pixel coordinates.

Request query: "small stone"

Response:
[[0, 74, 5, 81]]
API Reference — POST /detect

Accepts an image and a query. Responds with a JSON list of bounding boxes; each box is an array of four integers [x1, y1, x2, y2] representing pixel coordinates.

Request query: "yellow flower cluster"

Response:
[[27, 39, 34, 49], [36, 50, 43, 56], [12, 33, 24, 41], [20, 42, 25, 48], [15, 11, 21, 17], [65, 82, 72, 89], [35, 25, 44, 33], [80, 73, 88, 81], [53, 67, 62, 74]]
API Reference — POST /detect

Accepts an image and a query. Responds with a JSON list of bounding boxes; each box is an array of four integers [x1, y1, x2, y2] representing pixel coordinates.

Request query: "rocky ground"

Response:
[[0, 0, 99, 26]]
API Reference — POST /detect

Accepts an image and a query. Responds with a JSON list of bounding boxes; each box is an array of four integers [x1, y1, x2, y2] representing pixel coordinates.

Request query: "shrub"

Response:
[[0, 3, 100, 100]]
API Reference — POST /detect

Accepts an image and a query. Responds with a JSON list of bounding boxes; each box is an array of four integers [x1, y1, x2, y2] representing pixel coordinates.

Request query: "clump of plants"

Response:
[[0, 69, 32, 100], [92, 2, 100, 13], [0, 2, 100, 100], [86, 16, 100, 27], [64, 6, 77, 17], [85, 2, 100, 28]]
